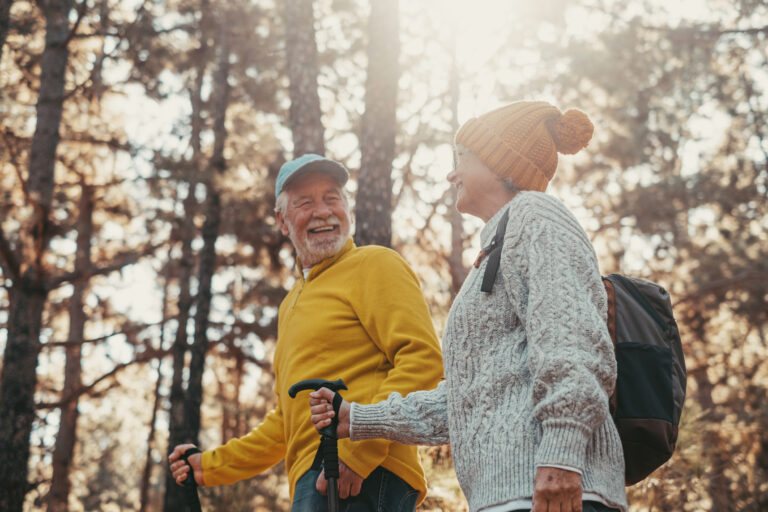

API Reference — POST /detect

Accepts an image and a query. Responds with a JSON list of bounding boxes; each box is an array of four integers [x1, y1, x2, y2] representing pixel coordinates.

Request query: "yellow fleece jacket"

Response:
[[201, 238, 443, 503]]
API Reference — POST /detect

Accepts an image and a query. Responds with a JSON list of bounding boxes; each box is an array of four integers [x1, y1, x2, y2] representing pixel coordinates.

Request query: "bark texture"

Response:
[[163, 8, 229, 511], [0, 0, 13, 63], [163, 46, 205, 512], [0, 2, 72, 511], [447, 34, 466, 298], [141, 251, 173, 512], [183, 17, 229, 447], [48, 184, 93, 512], [283, 0, 324, 156], [355, 0, 399, 247], [162, 104, 202, 512], [139, 363, 163, 512]]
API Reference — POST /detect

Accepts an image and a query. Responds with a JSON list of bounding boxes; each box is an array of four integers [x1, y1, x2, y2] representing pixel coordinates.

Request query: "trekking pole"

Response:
[[179, 447, 203, 512], [289, 378, 348, 512]]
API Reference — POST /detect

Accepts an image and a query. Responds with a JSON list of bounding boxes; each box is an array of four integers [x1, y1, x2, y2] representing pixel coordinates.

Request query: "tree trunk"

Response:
[[139, 362, 163, 512], [220, 353, 245, 444], [163, 5, 217, 510], [0, 274, 46, 512], [0, 2, 72, 511], [140, 252, 172, 512], [28, 0, 71, 258], [163, 58, 205, 512], [283, 0, 324, 156], [703, 403, 733, 509], [183, 189, 220, 443], [48, 183, 93, 512], [692, 365, 732, 511], [0, 0, 13, 63], [163, 107, 203, 512], [233, 354, 245, 437], [447, 29, 465, 298], [184, 17, 229, 447], [355, 0, 399, 247]]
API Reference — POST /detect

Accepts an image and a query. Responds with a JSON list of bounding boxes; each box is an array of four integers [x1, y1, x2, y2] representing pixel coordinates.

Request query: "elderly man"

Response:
[[169, 154, 443, 511]]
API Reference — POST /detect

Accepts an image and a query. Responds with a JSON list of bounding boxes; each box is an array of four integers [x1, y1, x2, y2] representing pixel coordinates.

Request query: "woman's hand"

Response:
[[309, 387, 351, 439], [532, 466, 582, 512]]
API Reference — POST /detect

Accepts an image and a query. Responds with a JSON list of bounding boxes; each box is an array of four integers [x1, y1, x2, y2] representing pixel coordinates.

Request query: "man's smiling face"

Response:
[[276, 171, 351, 268]]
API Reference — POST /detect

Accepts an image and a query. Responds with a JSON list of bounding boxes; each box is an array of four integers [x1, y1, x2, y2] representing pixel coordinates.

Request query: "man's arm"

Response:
[[338, 248, 444, 477], [199, 405, 287, 486], [352, 249, 443, 404]]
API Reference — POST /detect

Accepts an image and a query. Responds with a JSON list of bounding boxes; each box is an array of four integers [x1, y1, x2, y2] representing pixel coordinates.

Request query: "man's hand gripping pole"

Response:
[[289, 378, 347, 512]]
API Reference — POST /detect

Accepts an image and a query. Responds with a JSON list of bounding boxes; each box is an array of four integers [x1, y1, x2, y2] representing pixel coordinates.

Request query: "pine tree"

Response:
[[0, 3, 74, 509], [355, 0, 400, 247], [283, 0, 325, 156]]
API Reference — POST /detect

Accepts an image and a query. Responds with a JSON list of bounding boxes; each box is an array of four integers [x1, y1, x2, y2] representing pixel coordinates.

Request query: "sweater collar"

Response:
[[298, 237, 356, 282], [480, 192, 524, 246]]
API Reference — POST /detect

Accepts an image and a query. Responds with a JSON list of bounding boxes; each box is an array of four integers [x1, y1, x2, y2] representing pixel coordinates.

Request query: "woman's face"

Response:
[[447, 146, 508, 221]]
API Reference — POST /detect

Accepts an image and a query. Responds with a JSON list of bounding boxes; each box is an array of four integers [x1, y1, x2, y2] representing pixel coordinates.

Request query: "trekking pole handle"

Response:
[[289, 378, 347, 512], [179, 447, 203, 512], [288, 378, 347, 397], [289, 378, 347, 438], [180, 447, 202, 488]]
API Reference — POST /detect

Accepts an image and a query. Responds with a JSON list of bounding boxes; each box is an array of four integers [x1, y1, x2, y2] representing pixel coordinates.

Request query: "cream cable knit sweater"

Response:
[[350, 192, 628, 512]]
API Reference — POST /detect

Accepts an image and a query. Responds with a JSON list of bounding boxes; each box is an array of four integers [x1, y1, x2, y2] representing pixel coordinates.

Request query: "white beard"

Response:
[[288, 216, 349, 267]]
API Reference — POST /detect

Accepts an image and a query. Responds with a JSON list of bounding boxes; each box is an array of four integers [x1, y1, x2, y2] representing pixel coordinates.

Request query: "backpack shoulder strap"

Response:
[[602, 277, 618, 348], [602, 276, 618, 417], [607, 273, 668, 331], [481, 208, 510, 293]]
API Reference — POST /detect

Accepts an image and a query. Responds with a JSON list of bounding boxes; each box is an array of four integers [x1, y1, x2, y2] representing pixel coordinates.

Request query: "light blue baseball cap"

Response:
[[275, 153, 349, 197]]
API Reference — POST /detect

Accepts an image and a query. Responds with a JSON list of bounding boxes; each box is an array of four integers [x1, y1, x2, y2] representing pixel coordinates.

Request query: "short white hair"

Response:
[[274, 190, 288, 214], [274, 187, 349, 214]]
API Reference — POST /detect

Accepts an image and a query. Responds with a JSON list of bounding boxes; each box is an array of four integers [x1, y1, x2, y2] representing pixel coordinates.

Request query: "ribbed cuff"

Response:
[[535, 420, 591, 471], [349, 402, 392, 441], [538, 463, 584, 476]]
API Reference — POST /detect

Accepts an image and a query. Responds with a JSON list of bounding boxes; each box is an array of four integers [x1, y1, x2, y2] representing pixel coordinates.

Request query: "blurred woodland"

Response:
[[1, 0, 767, 511]]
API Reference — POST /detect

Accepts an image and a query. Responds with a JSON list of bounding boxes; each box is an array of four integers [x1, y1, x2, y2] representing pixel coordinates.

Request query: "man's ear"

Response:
[[275, 210, 291, 237]]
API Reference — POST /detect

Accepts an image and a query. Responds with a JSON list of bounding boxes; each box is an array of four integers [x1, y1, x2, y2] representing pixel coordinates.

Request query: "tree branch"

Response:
[[47, 241, 164, 290], [2, 128, 33, 204], [715, 25, 768, 36], [60, 134, 132, 152], [0, 225, 20, 282], [37, 347, 169, 409], [70, 23, 197, 39], [635, 22, 768, 38], [675, 271, 768, 306], [63, 0, 87, 46], [41, 321, 163, 348], [584, 2, 768, 39], [208, 318, 279, 343]]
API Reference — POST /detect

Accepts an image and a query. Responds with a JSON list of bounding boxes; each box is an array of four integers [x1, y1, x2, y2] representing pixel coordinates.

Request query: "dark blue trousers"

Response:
[[291, 466, 419, 512], [512, 502, 620, 512]]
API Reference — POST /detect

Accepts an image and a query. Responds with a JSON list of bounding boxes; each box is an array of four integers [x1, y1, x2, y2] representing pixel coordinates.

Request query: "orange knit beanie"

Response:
[[454, 101, 594, 192]]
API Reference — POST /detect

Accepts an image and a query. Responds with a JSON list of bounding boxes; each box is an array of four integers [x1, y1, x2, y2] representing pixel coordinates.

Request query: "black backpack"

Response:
[[481, 209, 686, 485]]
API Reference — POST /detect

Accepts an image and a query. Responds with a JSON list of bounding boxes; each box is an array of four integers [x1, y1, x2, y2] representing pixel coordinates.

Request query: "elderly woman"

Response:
[[310, 101, 628, 512]]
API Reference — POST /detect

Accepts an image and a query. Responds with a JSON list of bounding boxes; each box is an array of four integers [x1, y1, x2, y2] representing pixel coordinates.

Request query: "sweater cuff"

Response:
[[535, 420, 591, 471], [349, 402, 391, 441], [538, 463, 583, 476]]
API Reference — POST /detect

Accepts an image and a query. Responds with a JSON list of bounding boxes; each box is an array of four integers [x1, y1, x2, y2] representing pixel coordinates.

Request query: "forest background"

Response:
[[1, 0, 767, 511]]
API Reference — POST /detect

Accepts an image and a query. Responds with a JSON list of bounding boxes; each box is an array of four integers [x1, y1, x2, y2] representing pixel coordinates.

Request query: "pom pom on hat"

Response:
[[548, 109, 594, 155]]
